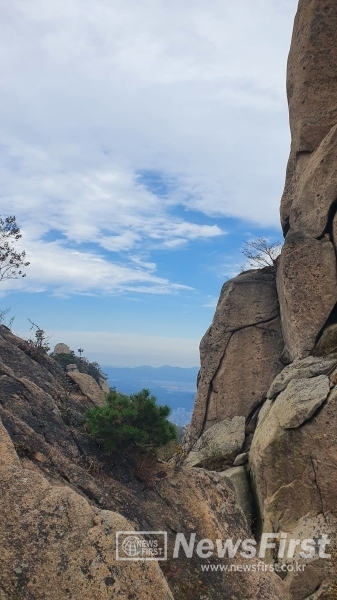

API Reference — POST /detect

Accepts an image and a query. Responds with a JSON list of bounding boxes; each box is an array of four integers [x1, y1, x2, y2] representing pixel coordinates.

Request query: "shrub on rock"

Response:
[[84, 388, 177, 453]]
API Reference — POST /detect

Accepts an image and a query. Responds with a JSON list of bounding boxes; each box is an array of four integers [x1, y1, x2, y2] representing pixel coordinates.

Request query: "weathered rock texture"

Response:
[[185, 416, 245, 468], [249, 3, 337, 593], [277, 0, 337, 361], [267, 355, 337, 399], [188, 268, 283, 443], [281, 0, 337, 234], [250, 359, 337, 598], [269, 374, 329, 429], [219, 466, 253, 528], [67, 370, 106, 405], [0, 419, 173, 600], [277, 235, 337, 361], [288, 124, 337, 238], [0, 326, 289, 599]]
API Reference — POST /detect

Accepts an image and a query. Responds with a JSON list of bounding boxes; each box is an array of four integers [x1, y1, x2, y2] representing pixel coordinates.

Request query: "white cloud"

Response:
[[0, 149, 223, 244], [0, 0, 297, 294], [0, 237, 193, 296]]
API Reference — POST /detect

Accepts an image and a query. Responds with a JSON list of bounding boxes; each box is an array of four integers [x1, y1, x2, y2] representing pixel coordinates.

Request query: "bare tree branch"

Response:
[[0, 215, 30, 282], [27, 319, 51, 353], [241, 237, 282, 271]]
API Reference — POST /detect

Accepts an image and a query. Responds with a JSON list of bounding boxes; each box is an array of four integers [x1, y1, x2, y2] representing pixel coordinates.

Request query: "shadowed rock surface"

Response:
[[277, 235, 337, 361], [0, 420, 174, 600], [219, 466, 253, 528]]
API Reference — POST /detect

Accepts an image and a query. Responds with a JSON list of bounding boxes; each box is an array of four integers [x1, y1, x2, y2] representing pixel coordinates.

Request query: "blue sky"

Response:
[[0, 0, 298, 367]]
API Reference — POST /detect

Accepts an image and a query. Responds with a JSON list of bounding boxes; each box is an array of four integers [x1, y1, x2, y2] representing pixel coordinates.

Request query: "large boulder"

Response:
[[67, 371, 106, 405], [276, 234, 337, 361], [250, 360, 337, 598], [53, 343, 72, 355], [267, 375, 330, 429], [185, 416, 245, 468], [188, 268, 283, 443], [267, 355, 337, 399]]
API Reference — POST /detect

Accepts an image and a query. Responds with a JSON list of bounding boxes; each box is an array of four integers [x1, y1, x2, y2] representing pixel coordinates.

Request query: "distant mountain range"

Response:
[[103, 365, 199, 425]]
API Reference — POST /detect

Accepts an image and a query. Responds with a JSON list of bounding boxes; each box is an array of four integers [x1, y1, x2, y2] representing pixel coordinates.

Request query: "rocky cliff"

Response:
[[188, 268, 283, 442], [278, 0, 337, 362], [2, 1, 337, 599], [186, 1, 337, 597], [0, 326, 288, 599]]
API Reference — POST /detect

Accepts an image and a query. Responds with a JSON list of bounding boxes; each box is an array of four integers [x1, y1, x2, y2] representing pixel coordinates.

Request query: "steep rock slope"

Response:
[[0, 326, 288, 599], [0, 420, 173, 600]]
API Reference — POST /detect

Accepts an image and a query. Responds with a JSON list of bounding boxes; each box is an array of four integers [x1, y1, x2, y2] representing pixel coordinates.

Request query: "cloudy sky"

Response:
[[1, 0, 298, 366]]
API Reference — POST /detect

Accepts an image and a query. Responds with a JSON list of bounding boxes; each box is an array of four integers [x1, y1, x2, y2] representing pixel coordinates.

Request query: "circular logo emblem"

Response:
[[122, 536, 141, 557]]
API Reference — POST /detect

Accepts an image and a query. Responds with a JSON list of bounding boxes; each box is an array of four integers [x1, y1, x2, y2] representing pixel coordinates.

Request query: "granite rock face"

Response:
[[280, 0, 337, 233], [0, 420, 173, 600], [277, 235, 337, 362], [270, 374, 330, 429], [288, 124, 337, 238], [277, 0, 337, 361], [250, 3, 337, 594], [188, 268, 283, 443], [267, 355, 337, 399], [250, 360, 337, 598], [185, 2, 337, 598]]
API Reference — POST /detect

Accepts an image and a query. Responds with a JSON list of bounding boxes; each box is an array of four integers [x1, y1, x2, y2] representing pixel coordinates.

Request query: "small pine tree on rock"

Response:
[[84, 388, 177, 454]]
